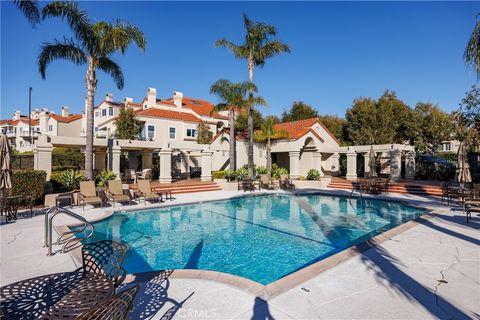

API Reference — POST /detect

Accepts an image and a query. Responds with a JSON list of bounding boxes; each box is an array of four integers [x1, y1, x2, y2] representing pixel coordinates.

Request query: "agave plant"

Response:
[[59, 169, 84, 191], [95, 170, 117, 188]]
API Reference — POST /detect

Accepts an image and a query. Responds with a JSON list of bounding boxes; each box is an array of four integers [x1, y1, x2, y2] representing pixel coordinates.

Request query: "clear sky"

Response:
[[1, 1, 479, 119]]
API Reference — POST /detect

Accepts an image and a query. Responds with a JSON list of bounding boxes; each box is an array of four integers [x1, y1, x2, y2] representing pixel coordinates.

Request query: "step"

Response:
[[327, 181, 442, 197]]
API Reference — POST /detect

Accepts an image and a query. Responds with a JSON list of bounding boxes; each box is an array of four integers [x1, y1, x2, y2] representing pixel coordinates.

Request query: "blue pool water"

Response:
[[73, 194, 425, 284]]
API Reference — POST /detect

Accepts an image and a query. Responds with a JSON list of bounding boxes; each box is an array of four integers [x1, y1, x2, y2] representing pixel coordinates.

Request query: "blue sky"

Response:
[[1, 1, 479, 119]]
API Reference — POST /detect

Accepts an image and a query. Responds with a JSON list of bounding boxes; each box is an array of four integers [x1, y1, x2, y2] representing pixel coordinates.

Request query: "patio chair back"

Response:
[[80, 181, 96, 198], [81, 240, 128, 288], [108, 180, 124, 196], [143, 169, 152, 180], [137, 180, 152, 195], [279, 174, 289, 182], [125, 169, 135, 180], [259, 174, 269, 184]]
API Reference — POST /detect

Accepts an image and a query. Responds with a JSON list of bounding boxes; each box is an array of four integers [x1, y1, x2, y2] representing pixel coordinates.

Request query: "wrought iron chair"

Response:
[[77, 285, 140, 320], [78, 240, 128, 288]]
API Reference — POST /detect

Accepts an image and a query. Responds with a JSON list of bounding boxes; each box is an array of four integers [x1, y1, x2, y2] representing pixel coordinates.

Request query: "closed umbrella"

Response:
[[368, 146, 377, 178], [456, 141, 471, 188], [0, 134, 12, 189]]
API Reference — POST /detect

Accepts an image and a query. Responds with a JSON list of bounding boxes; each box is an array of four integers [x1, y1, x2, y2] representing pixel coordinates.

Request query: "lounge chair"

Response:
[[279, 174, 295, 190], [136, 180, 161, 204], [78, 181, 103, 210], [241, 179, 256, 192], [259, 174, 277, 190], [107, 180, 132, 207]]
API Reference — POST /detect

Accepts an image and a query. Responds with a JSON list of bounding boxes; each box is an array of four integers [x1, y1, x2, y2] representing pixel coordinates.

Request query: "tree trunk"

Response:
[[85, 59, 97, 181], [229, 109, 236, 171], [266, 137, 272, 179], [247, 59, 254, 179]]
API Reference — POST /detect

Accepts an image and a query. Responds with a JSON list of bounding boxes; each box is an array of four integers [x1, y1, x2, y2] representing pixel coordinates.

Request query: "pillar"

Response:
[[111, 145, 122, 180], [201, 150, 213, 182], [364, 153, 370, 178], [390, 149, 402, 180], [33, 136, 53, 180], [405, 151, 416, 180], [142, 149, 153, 170], [94, 150, 106, 171], [330, 153, 340, 176], [346, 151, 357, 180], [312, 151, 323, 176], [289, 151, 300, 179], [159, 148, 172, 184]]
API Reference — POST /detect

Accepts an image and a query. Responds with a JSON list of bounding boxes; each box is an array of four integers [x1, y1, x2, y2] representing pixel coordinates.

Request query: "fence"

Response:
[[11, 153, 85, 171]]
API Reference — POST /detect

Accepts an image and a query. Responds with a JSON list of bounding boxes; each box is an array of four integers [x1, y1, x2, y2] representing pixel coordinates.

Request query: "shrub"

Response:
[[298, 175, 306, 180], [59, 170, 84, 191], [224, 169, 236, 182], [235, 167, 248, 180], [306, 168, 321, 180], [271, 164, 288, 179], [11, 170, 47, 205], [256, 166, 268, 174], [95, 170, 117, 187], [52, 165, 78, 172], [212, 171, 225, 179]]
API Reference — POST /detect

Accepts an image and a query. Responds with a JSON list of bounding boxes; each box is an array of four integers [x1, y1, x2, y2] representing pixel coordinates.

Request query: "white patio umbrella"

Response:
[[0, 134, 12, 189], [368, 146, 377, 178], [455, 141, 472, 188]]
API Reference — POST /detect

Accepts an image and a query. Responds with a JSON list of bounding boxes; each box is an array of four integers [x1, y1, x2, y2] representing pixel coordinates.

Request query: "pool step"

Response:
[[327, 180, 442, 197]]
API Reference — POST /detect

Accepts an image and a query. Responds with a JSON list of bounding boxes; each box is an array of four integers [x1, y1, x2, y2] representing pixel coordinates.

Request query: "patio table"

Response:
[[0, 271, 114, 319]]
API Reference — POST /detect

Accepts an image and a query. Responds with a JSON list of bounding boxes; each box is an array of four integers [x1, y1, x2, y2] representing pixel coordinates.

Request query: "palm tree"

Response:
[[215, 14, 290, 178], [254, 116, 288, 178], [465, 15, 480, 76], [210, 79, 251, 171], [38, 1, 146, 180], [12, 0, 40, 26]]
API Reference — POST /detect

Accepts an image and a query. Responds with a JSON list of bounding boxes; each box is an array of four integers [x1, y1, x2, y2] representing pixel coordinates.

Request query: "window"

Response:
[[48, 125, 53, 132], [186, 128, 197, 138], [147, 125, 155, 139], [108, 108, 113, 116], [95, 111, 100, 117], [101, 109, 107, 117], [169, 127, 176, 139]]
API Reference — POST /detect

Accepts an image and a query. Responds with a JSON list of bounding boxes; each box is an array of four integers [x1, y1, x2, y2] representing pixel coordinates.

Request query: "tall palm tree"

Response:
[[465, 16, 480, 76], [12, 0, 40, 26], [210, 79, 251, 171], [38, 1, 146, 180], [215, 14, 290, 178], [254, 116, 288, 178]]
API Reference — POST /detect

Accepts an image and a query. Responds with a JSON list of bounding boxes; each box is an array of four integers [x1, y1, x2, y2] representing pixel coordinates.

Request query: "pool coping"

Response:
[[56, 190, 446, 300]]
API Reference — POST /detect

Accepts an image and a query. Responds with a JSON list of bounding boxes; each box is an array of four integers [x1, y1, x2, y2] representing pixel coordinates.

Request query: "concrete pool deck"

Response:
[[1, 189, 479, 319]]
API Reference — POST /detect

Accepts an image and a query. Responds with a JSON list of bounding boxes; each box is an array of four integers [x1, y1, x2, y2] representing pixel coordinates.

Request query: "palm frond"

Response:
[[464, 17, 480, 76], [214, 39, 249, 59], [97, 57, 124, 90], [13, 0, 40, 26], [95, 20, 146, 56], [37, 38, 87, 79], [254, 40, 291, 67], [42, 1, 93, 50]]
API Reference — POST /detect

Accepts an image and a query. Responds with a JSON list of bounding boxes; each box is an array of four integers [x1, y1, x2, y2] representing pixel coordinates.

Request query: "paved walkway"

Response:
[[1, 190, 479, 319]]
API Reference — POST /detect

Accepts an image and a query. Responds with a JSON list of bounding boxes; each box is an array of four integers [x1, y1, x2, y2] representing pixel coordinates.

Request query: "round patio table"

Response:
[[0, 271, 114, 319]]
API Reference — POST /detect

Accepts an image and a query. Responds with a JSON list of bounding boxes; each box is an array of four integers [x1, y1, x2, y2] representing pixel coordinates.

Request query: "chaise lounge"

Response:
[[78, 181, 103, 210], [106, 180, 132, 207]]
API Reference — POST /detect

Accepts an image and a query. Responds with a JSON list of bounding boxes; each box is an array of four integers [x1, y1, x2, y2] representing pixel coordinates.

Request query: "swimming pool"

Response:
[[73, 194, 425, 284]]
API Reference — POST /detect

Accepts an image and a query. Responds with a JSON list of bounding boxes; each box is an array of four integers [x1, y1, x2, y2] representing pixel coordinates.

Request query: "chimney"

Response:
[[61, 106, 70, 117], [146, 87, 156, 109], [125, 97, 133, 104], [173, 91, 183, 109], [105, 93, 113, 102], [39, 110, 48, 133], [13, 110, 21, 121]]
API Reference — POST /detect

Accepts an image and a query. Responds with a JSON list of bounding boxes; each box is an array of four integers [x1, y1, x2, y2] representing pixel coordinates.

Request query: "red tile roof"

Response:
[[159, 97, 229, 120], [50, 114, 82, 123], [273, 118, 340, 143], [135, 108, 203, 123]]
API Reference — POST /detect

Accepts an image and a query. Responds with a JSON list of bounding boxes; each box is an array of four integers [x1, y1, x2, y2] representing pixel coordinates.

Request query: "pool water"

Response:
[[73, 194, 425, 284]]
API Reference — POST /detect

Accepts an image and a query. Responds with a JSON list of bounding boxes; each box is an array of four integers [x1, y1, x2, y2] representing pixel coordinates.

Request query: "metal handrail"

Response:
[[44, 206, 95, 256]]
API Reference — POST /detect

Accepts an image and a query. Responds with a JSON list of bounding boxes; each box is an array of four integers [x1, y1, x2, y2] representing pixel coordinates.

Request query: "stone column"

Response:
[[201, 150, 213, 182], [94, 150, 106, 171], [111, 145, 122, 180], [330, 153, 340, 176], [159, 148, 172, 184], [390, 149, 402, 180], [289, 151, 300, 179], [405, 151, 416, 180], [346, 151, 357, 180], [312, 151, 323, 176], [142, 149, 153, 170], [33, 136, 53, 180], [363, 153, 370, 178]]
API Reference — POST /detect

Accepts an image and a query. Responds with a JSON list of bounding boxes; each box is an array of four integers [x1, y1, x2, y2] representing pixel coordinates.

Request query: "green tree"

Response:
[[254, 116, 288, 178], [455, 85, 480, 147], [413, 103, 453, 154], [210, 79, 254, 170], [38, 1, 146, 180], [235, 109, 264, 131], [317, 115, 347, 143], [114, 107, 141, 140], [196, 122, 213, 144], [464, 15, 480, 76], [215, 14, 290, 178], [281, 101, 319, 122], [12, 0, 40, 26]]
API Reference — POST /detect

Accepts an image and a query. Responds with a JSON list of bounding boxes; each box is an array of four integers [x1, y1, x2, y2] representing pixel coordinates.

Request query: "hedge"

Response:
[[212, 171, 225, 179], [11, 170, 47, 205]]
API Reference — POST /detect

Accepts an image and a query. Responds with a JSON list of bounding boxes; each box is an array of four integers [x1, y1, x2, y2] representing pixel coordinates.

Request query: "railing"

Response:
[[44, 206, 95, 256]]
